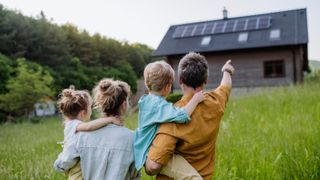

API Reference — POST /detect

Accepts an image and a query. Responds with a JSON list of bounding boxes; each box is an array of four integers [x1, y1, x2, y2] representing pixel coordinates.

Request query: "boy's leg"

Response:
[[160, 154, 202, 180], [67, 161, 83, 180]]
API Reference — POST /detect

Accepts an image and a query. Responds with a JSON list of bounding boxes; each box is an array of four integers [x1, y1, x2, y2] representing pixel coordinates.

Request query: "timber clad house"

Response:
[[153, 9, 309, 90]]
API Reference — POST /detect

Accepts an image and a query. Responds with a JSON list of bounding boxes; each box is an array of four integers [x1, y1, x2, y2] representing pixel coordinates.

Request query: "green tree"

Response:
[[0, 5, 154, 94], [57, 57, 91, 90], [0, 58, 54, 117], [0, 54, 14, 94]]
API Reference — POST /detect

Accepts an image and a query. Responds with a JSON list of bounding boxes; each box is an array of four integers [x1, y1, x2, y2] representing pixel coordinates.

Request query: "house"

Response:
[[33, 98, 56, 117], [153, 8, 309, 91]]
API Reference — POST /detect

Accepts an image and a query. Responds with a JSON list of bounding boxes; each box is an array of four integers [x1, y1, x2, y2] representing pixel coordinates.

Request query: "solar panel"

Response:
[[258, 16, 271, 29], [224, 20, 236, 33], [235, 19, 246, 31], [172, 15, 272, 38], [202, 23, 214, 35], [214, 22, 225, 34], [173, 26, 185, 38], [183, 25, 195, 37], [193, 24, 205, 36], [246, 18, 258, 30], [191, 25, 197, 36]]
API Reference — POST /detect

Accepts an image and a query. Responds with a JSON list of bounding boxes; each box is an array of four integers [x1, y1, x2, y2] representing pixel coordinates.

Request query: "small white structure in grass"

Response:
[[34, 99, 56, 117]]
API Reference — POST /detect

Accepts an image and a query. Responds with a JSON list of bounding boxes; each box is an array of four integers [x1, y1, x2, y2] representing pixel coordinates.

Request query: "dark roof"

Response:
[[153, 8, 308, 57]]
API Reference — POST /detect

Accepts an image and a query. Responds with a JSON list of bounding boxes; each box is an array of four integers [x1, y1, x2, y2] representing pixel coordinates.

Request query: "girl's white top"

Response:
[[53, 119, 82, 172]]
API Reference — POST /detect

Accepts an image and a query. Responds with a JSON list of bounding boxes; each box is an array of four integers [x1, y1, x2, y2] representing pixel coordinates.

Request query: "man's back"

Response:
[[148, 86, 230, 180], [77, 124, 137, 180]]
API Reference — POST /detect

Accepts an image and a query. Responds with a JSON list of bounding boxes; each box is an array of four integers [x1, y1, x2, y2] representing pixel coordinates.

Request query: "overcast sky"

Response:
[[0, 0, 319, 60]]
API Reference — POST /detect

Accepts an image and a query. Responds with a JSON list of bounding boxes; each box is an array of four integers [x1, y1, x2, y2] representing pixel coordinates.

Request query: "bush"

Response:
[[305, 69, 320, 82], [166, 93, 183, 103], [29, 117, 41, 124], [0, 111, 6, 123]]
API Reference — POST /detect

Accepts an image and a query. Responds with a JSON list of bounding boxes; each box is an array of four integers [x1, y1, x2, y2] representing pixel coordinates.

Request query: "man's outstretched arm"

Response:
[[220, 60, 234, 89]]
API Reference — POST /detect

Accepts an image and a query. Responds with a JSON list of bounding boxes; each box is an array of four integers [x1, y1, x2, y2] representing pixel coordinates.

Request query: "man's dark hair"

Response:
[[178, 52, 209, 89]]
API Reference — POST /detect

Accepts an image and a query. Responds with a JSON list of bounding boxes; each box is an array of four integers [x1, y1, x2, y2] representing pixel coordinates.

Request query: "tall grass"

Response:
[[0, 117, 64, 179], [0, 81, 319, 179], [214, 81, 320, 179]]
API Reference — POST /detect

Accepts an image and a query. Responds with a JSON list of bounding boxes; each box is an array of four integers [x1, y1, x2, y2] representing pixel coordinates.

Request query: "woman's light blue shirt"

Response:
[[134, 94, 190, 170]]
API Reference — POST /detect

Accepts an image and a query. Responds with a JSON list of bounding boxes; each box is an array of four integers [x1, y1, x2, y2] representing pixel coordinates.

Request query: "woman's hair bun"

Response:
[[62, 89, 74, 98], [99, 79, 116, 95]]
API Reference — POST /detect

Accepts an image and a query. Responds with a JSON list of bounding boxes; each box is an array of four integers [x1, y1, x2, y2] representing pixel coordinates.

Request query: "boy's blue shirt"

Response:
[[134, 93, 190, 170]]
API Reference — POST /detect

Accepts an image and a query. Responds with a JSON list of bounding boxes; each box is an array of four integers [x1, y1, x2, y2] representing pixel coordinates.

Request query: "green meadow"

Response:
[[0, 81, 319, 180]]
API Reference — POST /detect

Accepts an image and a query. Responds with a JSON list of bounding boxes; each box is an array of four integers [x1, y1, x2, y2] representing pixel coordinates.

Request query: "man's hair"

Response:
[[178, 52, 209, 89], [143, 61, 175, 92]]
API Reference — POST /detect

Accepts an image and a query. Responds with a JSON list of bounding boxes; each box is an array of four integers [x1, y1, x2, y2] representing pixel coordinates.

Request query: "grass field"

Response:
[[0, 80, 319, 180]]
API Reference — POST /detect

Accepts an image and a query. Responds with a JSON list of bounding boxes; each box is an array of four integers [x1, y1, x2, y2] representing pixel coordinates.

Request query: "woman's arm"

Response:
[[76, 117, 122, 132], [182, 91, 204, 116]]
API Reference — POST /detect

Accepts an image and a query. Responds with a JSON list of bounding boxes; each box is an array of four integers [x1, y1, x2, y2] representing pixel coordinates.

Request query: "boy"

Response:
[[134, 61, 204, 179]]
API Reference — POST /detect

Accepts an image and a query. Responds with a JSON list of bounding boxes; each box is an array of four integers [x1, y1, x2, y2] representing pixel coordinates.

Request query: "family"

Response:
[[53, 52, 235, 180]]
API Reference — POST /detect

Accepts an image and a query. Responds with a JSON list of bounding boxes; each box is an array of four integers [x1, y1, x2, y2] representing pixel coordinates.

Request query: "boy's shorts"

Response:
[[160, 154, 202, 180]]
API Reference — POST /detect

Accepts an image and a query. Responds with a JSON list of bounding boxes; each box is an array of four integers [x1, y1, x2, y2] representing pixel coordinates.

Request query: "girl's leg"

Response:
[[67, 161, 83, 180]]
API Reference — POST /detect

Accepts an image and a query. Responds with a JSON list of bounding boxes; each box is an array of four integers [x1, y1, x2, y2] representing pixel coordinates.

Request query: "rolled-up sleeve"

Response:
[[208, 85, 231, 109], [53, 143, 79, 172]]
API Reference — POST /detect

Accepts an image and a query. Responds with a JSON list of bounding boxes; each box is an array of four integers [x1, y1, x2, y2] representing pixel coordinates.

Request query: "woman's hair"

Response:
[[93, 78, 131, 116], [57, 89, 92, 119], [144, 61, 175, 92]]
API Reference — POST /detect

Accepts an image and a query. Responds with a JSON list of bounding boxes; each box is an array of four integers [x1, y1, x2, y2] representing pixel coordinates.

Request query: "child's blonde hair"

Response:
[[93, 78, 130, 116], [144, 61, 175, 92], [58, 89, 92, 119]]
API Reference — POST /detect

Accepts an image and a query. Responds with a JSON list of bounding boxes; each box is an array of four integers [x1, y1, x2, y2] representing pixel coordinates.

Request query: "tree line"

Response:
[[0, 4, 153, 120]]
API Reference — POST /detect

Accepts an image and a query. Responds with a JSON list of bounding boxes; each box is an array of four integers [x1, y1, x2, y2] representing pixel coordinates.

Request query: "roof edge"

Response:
[[168, 8, 307, 28]]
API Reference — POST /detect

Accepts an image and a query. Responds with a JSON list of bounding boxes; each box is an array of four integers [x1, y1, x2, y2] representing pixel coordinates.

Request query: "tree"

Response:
[[0, 54, 14, 94], [0, 6, 154, 94], [0, 58, 54, 117]]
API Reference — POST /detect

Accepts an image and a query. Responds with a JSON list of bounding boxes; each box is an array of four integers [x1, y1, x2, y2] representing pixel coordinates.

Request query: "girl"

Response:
[[54, 89, 121, 180]]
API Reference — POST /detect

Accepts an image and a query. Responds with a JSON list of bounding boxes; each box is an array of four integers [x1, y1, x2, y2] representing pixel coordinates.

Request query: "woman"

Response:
[[56, 78, 139, 180]]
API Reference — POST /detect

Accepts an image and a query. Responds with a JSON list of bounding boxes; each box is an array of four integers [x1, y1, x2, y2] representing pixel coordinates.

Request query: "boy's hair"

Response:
[[144, 61, 175, 92], [93, 78, 130, 116], [58, 89, 92, 119], [178, 52, 209, 89]]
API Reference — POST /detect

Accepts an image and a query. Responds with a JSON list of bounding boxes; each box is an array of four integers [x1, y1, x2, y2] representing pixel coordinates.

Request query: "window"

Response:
[[201, 36, 211, 46], [238, 32, 248, 43], [270, 29, 281, 40], [264, 60, 285, 78]]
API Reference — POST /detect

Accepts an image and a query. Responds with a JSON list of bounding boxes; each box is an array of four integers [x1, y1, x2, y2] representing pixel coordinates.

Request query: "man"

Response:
[[145, 52, 234, 179]]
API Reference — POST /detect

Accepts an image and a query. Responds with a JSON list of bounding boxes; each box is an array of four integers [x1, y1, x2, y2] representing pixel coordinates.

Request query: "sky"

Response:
[[0, 0, 319, 60]]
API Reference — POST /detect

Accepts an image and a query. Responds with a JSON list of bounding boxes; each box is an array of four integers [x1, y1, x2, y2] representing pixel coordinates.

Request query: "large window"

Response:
[[264, 60, 285, 78]]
